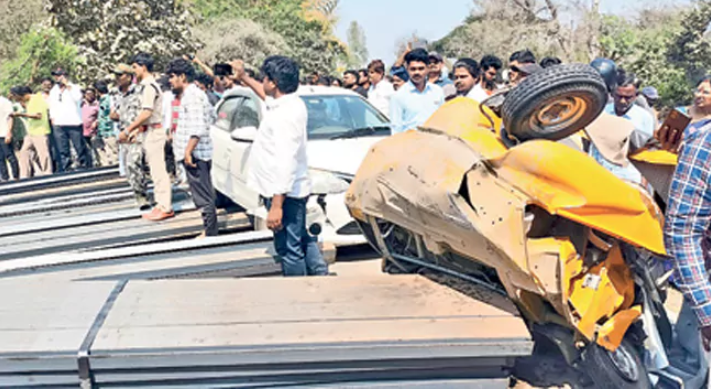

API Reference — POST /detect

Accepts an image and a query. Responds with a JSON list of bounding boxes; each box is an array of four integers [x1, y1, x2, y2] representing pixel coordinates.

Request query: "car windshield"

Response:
[[299, 95, 391, 140]]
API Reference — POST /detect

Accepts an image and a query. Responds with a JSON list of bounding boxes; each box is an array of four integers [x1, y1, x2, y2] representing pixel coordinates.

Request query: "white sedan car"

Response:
[[210, 86, 391, 247]]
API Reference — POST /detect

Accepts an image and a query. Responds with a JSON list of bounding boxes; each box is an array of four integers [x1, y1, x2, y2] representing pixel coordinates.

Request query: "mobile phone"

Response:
[[654, 108, 691, 152], [214, 63, 233, 77]]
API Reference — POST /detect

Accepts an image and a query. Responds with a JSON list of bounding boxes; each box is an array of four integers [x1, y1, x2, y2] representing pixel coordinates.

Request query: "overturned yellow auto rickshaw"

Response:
[[347, 64, 679, 388]]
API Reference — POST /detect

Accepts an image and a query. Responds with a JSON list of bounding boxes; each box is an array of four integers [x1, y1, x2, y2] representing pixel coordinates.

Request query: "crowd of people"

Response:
[[6, 42, 711, 364]]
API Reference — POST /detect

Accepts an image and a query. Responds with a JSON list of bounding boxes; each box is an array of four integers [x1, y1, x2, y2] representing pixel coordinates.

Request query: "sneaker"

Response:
[[143, 208, 175, 221]]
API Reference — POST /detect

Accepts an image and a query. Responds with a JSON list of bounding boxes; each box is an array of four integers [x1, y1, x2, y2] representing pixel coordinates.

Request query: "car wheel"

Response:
[[579, 338, 650, 389], [502, 63, 608, 142]]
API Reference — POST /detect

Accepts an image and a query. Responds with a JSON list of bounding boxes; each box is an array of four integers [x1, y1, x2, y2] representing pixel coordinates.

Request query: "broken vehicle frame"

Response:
[[346, 92, 678, 387]]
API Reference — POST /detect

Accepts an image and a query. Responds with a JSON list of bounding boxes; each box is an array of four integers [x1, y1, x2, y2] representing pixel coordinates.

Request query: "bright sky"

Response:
[[334, 0, 692, 65]]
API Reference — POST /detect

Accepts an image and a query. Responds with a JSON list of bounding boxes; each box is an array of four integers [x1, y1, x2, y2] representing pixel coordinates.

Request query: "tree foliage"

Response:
[[599, 3, 711, 107], [190, 0, 345, 75], [0, 26, 79, 92], [433, 0, 577, 62], [46, 0, 199, 82], [0, 0, 45, 69], [302, 0, 340, 33], [194, 18, 288, 66], [434, 0, 711, 106], [346, 21, 368, 68]]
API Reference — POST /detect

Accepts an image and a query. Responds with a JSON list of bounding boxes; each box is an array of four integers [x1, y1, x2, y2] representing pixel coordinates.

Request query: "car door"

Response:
[[210, 96, 243, 199], [227, 94, 263, 213]]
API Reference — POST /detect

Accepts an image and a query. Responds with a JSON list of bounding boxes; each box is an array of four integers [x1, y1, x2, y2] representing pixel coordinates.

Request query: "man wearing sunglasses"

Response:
[[48, 68, 89, 172], [508, 49, 536, 86]]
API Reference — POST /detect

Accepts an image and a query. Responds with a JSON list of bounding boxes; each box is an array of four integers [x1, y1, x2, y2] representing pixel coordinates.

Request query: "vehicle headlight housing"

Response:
[[309, 169, 352, 194]]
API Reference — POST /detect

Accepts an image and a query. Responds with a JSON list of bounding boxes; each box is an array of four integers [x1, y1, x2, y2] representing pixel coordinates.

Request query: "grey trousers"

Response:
[[664, 298, 710, 388]]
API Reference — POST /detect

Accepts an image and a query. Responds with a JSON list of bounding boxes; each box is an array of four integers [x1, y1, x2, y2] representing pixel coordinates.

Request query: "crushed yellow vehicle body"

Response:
[[346, 98, 666, 351]]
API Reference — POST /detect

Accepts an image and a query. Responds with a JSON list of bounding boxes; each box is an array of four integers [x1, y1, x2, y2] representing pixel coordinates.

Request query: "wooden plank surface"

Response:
[[93, 276, 529, 353]]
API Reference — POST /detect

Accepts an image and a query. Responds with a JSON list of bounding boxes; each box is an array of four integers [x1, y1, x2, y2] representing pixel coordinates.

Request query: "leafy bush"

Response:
[[0, 26, 80, 93]]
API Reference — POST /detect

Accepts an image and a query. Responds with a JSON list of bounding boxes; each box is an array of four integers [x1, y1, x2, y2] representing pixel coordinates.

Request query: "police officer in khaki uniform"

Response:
[[119, 53, 174, 221], [113, 63, 151, 210]]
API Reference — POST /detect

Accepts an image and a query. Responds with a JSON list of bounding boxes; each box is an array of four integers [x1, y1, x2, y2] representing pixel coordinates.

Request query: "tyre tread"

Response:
[[503, 64, 608, 141]]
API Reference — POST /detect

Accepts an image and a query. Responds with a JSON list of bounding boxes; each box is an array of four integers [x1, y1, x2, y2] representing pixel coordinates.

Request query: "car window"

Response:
[[235, 96, 260, 129], [215, 97, 243, 132], [300, 95, 390, 140]]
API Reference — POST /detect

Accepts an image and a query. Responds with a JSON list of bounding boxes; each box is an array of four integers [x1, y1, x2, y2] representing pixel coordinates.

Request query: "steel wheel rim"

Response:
[[530, 96, 586, 133], [606, 345, 639, 382]]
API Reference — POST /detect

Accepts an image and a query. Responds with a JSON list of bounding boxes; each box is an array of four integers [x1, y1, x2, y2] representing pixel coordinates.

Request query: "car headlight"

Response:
[[309, 170, 351, 194]]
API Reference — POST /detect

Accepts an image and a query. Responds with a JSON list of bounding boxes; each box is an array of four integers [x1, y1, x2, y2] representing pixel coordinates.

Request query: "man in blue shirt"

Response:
[[427, 52, 453, 87], [589, 70, 654, 184], [390, 49, 445, 134]]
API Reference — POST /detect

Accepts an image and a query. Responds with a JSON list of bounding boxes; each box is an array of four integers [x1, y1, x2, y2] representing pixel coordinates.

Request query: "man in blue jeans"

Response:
[[48, 68, 89, 171], [232, 56, 328, 277]]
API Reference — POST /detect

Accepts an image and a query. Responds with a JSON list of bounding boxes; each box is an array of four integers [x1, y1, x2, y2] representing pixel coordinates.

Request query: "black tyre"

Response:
[[580, 339, 650, 389], [502, 63, 608, 142]]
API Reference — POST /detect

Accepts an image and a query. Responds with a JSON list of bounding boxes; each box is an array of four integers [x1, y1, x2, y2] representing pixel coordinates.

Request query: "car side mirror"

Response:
[[231, 126, 258, 142]]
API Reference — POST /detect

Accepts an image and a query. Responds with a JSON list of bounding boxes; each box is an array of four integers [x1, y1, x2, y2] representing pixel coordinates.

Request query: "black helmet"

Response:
[[590, 58, 617, 93]]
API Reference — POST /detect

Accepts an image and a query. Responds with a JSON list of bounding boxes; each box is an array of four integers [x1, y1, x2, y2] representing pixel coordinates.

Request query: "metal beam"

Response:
[[0, 167, 119, 196], [0, 230, 273, 274]]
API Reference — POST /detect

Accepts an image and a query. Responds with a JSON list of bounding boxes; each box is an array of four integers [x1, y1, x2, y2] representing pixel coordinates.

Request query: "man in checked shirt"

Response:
[[166, 58, 218, 237], [664, 76, 711, 387]]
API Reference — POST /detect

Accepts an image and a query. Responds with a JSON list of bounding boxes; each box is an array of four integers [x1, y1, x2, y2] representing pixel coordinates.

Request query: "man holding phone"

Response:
[[48, 68, 89, 172]]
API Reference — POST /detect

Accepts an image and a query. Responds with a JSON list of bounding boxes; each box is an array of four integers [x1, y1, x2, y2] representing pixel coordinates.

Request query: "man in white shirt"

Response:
[[470, 54, 503, 101], [232, 56, 328, 277], [451, 58, 482, 100], [48, 68, 89, 172], [0, 96, 19, 181], [367, 59, 394, 116]]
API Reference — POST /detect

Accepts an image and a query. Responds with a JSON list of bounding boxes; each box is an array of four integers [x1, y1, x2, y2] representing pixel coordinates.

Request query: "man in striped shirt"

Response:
[[664, 113, 711, 387], [166, 58, 217, 237]]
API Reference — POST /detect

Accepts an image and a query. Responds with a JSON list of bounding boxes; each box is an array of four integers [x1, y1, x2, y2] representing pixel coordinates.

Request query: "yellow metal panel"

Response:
[[490, 140, 666, 255], [421, 97, 508, 159], [566, 243, 636, 341], [597, 306, 643, 351]]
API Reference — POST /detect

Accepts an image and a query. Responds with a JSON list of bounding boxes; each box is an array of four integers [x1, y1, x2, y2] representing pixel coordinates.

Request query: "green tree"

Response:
[[598, 4, 711, 107], [46, 0, 198, 83], [190, 0, 345, 75], [0, 0, 45, 69], [346, 21, 368, 68], [194, 18, 289, 66], [0, 26, 80, 92]]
